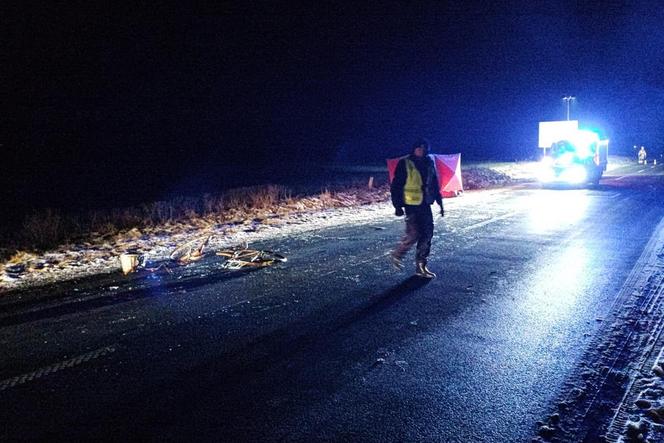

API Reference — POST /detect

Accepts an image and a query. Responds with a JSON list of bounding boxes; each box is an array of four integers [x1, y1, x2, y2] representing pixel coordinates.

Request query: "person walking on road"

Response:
[[390, 138, 444, 278]]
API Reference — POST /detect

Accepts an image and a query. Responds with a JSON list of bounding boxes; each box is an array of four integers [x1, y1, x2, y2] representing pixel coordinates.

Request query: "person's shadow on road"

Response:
[[340, 276, 431, 328]]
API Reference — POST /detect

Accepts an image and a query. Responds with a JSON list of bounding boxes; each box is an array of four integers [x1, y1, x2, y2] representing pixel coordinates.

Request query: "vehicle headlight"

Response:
[[537, 159, 556, 182], [559, 164, 587, 184]]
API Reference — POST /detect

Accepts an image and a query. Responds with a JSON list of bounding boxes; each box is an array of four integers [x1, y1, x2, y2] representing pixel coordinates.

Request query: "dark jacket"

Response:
[[391, 154, 443, 209]]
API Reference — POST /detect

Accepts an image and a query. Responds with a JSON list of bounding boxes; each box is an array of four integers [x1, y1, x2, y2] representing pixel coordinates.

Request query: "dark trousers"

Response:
[[393, 205, 434, 264]]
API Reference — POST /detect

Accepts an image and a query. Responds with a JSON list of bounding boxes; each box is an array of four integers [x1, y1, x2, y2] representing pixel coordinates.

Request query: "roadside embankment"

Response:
[[1, 157, 634, 293]]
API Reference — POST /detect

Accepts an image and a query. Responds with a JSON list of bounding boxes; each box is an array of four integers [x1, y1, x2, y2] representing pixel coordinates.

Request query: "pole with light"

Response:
[[562, 95, 575, 120]]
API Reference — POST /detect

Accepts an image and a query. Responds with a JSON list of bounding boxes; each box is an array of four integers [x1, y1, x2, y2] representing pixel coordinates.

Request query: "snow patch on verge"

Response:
[[1, 162, 530, 294], [0, 199, 395, 293], [534, 216, 664, 442]]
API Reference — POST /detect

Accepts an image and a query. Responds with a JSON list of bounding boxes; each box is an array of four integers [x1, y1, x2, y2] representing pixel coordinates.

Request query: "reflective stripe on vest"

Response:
[[403, 159, 423, 205]]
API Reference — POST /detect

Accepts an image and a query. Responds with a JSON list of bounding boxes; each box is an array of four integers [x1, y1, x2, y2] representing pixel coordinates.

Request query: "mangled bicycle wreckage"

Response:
[[118, 235, 287, 275]]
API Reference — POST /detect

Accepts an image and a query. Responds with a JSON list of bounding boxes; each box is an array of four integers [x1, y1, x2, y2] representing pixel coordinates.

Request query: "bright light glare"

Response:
[[537, 158, 555, 182], [559, 164, 587, 184], [557, 152, 575, 166], [521, 244, 589, 322], [528, 190, 589, 233], [574, 143, 592, 160], [538, 120, 578, 148], [537, 158, 587, 184], [569, 130, 599, 160]]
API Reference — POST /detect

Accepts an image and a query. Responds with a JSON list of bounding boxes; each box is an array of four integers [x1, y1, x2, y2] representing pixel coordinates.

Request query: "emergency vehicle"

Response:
[[537, 120, 609, 186]]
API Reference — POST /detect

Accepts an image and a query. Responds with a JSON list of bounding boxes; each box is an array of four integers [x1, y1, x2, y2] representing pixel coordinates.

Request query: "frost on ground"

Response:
[[0, 160, 543, 294], [0, 157, 636, 294], [0, 155, 657, 440], [0, 188, 393, 293], [626, 367, 664, 442], [609, 242, 664, 443], [534, 217, 664, 442], [599, 222, 664, 443]]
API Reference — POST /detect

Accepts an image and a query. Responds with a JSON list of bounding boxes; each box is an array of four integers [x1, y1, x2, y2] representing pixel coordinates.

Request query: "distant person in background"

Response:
[[638, 146, 647, 164], [389, 138, 444, 278]]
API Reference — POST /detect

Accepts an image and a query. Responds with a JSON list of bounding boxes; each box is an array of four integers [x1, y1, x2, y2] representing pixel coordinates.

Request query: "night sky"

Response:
[[3, 1, 664, 212]]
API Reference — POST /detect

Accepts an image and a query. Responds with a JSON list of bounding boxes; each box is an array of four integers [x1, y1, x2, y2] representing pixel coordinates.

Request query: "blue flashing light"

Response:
[[569, 130, 600, 160]]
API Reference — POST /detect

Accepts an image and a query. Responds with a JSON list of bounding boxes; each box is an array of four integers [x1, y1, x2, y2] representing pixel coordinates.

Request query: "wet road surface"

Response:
[[1, 163, 663, 441]]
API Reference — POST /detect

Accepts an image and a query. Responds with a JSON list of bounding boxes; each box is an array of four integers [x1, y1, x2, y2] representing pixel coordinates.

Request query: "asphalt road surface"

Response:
[[1, 163, 663, 442]]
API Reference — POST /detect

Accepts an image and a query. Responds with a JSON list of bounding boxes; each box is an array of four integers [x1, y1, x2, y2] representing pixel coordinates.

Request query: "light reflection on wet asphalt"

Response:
[[1, 173, 664, 442]]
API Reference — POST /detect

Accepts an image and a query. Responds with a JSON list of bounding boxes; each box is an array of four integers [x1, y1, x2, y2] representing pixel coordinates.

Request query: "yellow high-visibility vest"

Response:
[[403, 159, 423, 205]]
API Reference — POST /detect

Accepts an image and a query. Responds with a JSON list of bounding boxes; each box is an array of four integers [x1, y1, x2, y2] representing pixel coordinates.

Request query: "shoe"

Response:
[[389, 253, 404, 270], [415, 262, 436, 278]]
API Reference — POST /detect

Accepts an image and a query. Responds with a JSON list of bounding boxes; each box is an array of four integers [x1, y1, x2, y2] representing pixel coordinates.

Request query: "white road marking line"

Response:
[[461, 211, 519, 231], [0, 345, 117, 392]]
